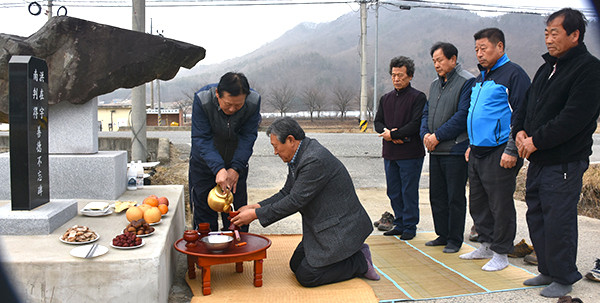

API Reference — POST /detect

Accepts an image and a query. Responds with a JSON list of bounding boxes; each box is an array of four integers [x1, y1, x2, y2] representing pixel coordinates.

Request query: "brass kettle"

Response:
[[207, 185, 233, 213]]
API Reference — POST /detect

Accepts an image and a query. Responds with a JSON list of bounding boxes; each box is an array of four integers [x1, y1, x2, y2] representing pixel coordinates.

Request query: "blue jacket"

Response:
[[189, 84, 261, 180], [467, 54, 530, 154]]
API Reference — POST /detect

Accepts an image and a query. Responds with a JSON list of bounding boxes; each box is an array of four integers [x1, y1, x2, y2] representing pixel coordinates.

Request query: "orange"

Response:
[[138, 203, 151, 213], [158, 204, 168, 215], [158, 196, 169, 207], [144, 207, 162, 223], [126, 206, 143, 222], [143, 196, 159, 207]]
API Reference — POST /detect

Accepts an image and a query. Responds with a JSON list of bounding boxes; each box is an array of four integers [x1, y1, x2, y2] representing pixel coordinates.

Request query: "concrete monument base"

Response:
[[0, 199, 77, 235], [0, 151, 127, 200], [0, 185, 185, 303]]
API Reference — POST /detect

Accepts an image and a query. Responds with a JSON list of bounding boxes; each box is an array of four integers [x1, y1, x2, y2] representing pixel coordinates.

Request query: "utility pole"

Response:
[[47, 0, 52, 19], [131, 0, 147, 161], [157, 80, 162, 126], [359, 0, 368, 132], [150, 18, 155, 109], [373, 0, 379, 125]]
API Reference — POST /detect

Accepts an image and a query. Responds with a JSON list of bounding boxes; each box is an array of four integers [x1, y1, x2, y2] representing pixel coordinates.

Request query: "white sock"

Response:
[[459, 242, 493, 260], [482, 252, 509, 271]]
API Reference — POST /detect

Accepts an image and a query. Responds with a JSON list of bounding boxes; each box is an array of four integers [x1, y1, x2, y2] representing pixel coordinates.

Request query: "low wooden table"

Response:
[[173, 232, 272, 295]]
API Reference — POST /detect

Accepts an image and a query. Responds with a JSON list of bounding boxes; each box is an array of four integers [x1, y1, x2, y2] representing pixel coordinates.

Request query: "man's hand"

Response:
[[231, 208, 258, 226], [238, 204, 260, 212], [515, 130, 528, 148], [215, 168, 229, 192], [423, 133, 439, 151], [500, 153, 517, 169], [465, 147, 470, 162], [518, 137, 538, 159], [226, 168, 240, 193], [378, 128, 398, 142]]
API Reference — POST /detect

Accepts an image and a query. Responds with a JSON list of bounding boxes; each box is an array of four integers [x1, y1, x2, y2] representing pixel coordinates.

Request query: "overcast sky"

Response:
[[0, 0, 595, 65]]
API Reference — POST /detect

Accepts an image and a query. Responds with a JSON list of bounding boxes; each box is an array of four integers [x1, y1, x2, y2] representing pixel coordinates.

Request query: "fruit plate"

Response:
[[59, 233, 100, 245], [149, 219, 161, 226], [70, 244, 108, 258], [110, 239, 145, 249], [123, 229, 155, 238]]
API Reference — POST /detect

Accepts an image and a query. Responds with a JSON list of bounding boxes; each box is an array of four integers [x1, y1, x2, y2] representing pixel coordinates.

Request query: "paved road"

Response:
[[100, 131, 427, 189], [99, 131, 600, 189]]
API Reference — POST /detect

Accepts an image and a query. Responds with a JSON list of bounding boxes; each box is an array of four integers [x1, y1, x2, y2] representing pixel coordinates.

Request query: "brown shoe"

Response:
[[508, 239, 534, 258], [377, 213, 394, 231], [468, 225, 479, 242], [524, 250, 538, 265], [557, 296, 583, 303], [374, 211, 392, 228]]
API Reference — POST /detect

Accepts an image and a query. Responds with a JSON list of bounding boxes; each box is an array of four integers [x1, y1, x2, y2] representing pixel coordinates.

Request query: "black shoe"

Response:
[[400, 232, 415, 240], [425, 237, 447, 246], [383, 229, 403, 236], [443, 243, 461, 253]]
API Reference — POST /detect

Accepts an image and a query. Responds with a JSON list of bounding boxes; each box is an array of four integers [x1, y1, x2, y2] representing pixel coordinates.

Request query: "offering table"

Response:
[[173, 232, 272, 295]]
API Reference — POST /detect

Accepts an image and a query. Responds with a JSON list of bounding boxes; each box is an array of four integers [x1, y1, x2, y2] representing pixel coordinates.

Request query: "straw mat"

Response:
[[365, 232, 538, 301], [187, 234, 379, 303], [186, 233, 537, 302]]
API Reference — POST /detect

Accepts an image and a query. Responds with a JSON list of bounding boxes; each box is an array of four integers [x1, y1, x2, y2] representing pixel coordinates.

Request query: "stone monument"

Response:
[[0, 55, 77, 235], [0, 17, 205, 234]]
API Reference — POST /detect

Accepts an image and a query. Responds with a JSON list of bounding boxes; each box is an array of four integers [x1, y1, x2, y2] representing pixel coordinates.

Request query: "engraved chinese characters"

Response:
[[8, 56, 49, 210]]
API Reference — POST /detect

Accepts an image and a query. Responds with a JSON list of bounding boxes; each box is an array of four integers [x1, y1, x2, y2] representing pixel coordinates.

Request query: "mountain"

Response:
[[99, 8, 600, 114]]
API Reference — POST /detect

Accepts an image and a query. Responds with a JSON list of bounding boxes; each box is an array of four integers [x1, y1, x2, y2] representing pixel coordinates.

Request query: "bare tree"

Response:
[[267, 84, 296, 116], [302, 86, 325, 122], [332, 85, 356, 121], [180, 87, 203, 123]]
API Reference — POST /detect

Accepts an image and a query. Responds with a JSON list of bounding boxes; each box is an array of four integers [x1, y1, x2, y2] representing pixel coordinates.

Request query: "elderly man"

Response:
[[189, 72, 261, 232], [231, 117, 380, 287], [374, 56, 427, 239], [513, 8, 600, 298], [460, 28, 530, 271], [420, 42, 475, 253]]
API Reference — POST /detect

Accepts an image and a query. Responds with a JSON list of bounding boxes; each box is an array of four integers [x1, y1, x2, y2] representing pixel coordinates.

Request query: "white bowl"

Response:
[[201, 235, 233, 252]]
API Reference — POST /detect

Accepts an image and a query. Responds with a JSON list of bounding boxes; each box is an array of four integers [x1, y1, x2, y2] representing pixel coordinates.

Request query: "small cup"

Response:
[[183, 230, 199, 248], [198, 222, 211, 237]]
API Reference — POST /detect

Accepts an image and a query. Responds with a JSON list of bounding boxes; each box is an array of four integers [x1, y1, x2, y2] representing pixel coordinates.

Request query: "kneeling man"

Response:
[[231, 117, 380, 287]]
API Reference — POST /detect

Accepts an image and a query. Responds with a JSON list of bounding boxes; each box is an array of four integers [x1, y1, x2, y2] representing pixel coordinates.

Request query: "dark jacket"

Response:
[[467, 54, 530, 157], [374, 83, 427, 160], [512, 43, 600, 165], [189, 84, 261, 180], [256, 138, 373, 267], [420, 64, 475, 155]]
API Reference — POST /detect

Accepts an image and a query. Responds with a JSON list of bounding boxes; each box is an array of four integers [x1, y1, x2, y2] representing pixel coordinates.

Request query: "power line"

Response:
[[2, 0, 596, 16]]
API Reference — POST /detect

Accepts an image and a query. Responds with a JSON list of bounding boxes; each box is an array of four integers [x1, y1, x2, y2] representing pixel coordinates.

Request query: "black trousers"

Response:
[[189, 161, 249, 232], [526, 160, 588, 285], [468, 145, 522, 254], [289, 241, 367, 287], [429, 154, 468, 247]]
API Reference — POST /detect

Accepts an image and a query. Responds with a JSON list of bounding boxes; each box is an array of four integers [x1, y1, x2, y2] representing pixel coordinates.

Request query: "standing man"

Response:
[[460, 28, 530, 271], [374, 56, 427, 240], [189, 72, 261, 232], [231, 117, 380, 287], [420, 42, 475, 253], [513, 8, 600, 298]]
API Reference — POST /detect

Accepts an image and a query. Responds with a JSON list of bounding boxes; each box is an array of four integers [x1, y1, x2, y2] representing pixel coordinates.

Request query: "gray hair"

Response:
[[266, 117, 306, 143]]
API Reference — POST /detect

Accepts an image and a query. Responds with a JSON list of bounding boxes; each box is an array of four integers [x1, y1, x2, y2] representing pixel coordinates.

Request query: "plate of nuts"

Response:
[[123, 219, 155, 237], [59, 225, 99, 245]]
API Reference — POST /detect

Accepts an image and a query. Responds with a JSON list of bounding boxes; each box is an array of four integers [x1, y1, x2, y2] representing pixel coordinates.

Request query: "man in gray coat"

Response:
[[420, 42, 475, 254], [231, 117, 380, 287]]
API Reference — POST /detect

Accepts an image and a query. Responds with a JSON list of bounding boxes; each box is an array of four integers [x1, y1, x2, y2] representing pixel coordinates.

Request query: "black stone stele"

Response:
[[9, 56, 49, 210]]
